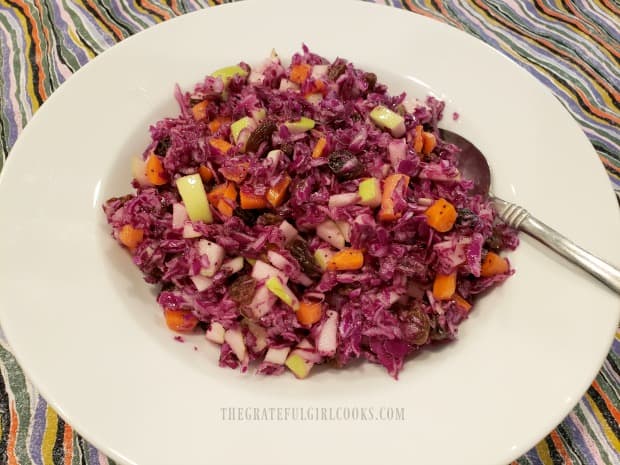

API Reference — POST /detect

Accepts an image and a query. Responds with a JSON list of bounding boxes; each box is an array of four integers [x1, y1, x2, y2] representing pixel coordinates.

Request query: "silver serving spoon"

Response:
[[440, 129, 620, 295]]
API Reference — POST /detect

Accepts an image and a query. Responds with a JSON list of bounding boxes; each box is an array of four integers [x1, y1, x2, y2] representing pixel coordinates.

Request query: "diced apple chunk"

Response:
[[316, 220, 345, 249], [285, 353, 312, 379], [249, 284, 276, 318], [370, 106, 406, 138], [224, 328, 246, 361], [251, 260, 288, 284], [175, 174, 213, 223], [132, 155, 151, 187], [358, 178, 382, 208], [221, 256, 244, 274], [205, 322, 225, 344], [285, 117, 315, 134], [279, 220, 299, 245], [191, 275, 213, 292], [246, 321, 268, 352], [317, 310, 338, 357], [328, 193, 359, 208], [182, 223, 202, 239], [211, 65, 248, 83], [198, 239, 225, 277], [314, 248, 336, 271], [264, 346, 290, 365], [266, 277, 299, 310]]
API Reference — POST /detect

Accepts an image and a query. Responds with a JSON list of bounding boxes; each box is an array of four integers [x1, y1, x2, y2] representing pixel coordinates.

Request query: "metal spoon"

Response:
[[439, 129, 620, 295]]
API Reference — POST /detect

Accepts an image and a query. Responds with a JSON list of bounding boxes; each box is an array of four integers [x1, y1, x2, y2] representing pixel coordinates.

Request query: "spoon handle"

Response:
[[493, 197, 620, 294]]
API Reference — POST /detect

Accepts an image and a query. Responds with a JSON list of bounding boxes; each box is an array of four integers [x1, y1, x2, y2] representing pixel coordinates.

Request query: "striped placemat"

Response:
[[0, 1, 618, 464]]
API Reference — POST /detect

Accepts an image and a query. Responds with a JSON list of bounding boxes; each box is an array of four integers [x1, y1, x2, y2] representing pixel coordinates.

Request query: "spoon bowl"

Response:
[[439, 129, 491, 196], [438, 128, 620, 294]]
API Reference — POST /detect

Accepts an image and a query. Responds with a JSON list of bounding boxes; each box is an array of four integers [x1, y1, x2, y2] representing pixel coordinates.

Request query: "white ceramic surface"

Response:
[[0, 1, 618, 465]]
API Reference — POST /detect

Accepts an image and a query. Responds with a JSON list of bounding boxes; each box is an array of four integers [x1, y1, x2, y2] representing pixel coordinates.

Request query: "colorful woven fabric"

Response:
[[0, 1, 618, 464]]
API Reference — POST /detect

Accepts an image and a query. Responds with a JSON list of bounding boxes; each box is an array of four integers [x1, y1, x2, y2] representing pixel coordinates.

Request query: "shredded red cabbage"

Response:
[[103, 46, 518, 379]]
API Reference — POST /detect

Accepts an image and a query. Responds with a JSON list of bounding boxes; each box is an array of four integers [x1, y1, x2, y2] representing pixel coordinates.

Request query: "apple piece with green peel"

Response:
[[230, 116, 253, 143], [211, 65, 248, 84], [230, 116, 257, 152], [266, 276, 299, 310], [316, 220, 345, 249], [175, 174, 213, 223], [251, 108, 266, 122], [358, 178, 382, 207], [284, 353, 312, 379], [314, 248, 336, 271], [370, 105, 405, 138], [285, 117, 315, 134]]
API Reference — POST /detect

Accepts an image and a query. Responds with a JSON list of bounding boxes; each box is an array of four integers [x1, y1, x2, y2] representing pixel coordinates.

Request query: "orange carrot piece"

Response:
[[164, 308, 198, 332], [217, 199, 234, 218], [480, 252, 509, 277], [208, 182, 237, 217], [424, 198, 457, 232], [209, 138, 233, 154], [240, 190, 268, 209], [198, 165, 214, 182], [297, 301, 323, 326], [422, 131, 437, 155], [378, 173, 410, 221], [290, 63, 311, 84], [311, 136, 328, 158], [266, 175, 292, 207], [327, 248, 364, 271], [453, 294, 472, 312], [145, 154, 167, 185], [191, 100, 209, 121], [433, 272, 457, 300], [413, 125, 423, 153], [208, 116, 230, 133], [118, 224, 144, 251]]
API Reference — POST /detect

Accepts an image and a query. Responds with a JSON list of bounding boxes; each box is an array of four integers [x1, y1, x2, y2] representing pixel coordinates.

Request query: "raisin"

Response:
[[456, 208, 479, 227], [364, 72, 377, 91], [485, 230, 504, 252], [287, 237, 321, 278], [229, 275, 257, 307], [258, 212, 284, 226], [233, 207, 260, 226], [154, 136, 171, 157], [400, 306, 431, 346], [246, 119, 277, 153], [280, 142, 294, 156], [328, 59, 347, 81], [328, 150, 364, 181]]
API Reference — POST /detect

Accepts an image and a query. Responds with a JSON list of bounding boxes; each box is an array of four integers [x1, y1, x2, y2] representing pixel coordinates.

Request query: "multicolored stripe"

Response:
[[0, 1, 618, 464]]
